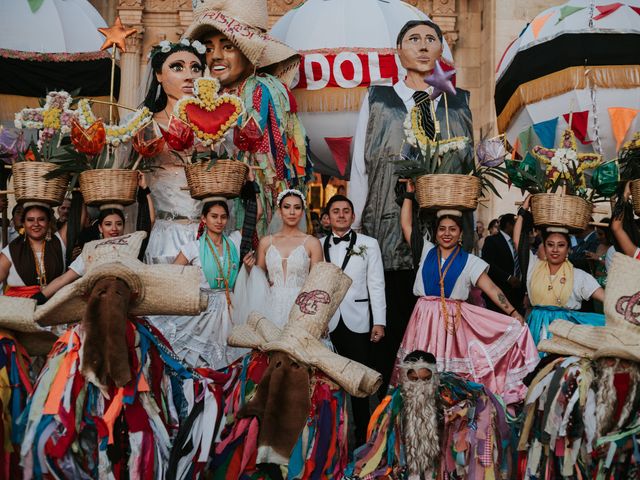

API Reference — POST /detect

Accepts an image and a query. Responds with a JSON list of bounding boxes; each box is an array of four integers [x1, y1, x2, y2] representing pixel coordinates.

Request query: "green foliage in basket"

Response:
[[395, 138, 507, 199]]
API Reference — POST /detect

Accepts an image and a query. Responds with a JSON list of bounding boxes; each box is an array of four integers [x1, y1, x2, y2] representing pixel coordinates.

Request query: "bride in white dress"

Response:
[[239, 189, 323, 327]]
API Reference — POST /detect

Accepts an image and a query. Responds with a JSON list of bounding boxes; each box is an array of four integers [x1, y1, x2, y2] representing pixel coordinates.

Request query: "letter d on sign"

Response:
[[304, 53, 330, 91]]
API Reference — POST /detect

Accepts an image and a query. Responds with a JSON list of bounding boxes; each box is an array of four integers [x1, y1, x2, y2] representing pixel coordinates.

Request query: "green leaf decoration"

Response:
[[27, 0, 45, 14], [505, 153, 545, 192], [591, 160, 619, 198]]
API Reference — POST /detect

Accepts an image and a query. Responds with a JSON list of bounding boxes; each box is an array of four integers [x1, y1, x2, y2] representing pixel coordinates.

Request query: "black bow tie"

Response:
[[333, 233, 351, 245]]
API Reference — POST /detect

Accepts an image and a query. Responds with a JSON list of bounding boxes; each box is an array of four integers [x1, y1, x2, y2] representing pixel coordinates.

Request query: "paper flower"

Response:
[[76, 99, 152, 146], [477, 135, 509, 167], [133, 128, 165, 158], [160, 116, 195, 151], [0, 127, 26, 164], [71, 118, 106, 156]]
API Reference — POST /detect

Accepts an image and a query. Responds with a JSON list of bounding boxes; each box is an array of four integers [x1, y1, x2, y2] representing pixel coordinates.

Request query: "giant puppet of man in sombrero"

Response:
[[186, 0, 311, 235]]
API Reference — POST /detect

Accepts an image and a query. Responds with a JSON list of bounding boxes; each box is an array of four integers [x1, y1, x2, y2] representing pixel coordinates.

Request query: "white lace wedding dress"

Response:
[[262, 236, 311, 327], [234, 236, 335, 349], [234, 235, 312, 328]]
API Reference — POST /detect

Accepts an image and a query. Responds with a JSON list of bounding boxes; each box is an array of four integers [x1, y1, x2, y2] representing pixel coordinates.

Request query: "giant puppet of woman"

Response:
[[186, 0, 311, 235]]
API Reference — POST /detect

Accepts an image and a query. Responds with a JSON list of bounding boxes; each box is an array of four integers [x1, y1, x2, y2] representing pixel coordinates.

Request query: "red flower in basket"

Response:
[[71, 118, 106, 156], [24, 149, 36, 161], [132, 128, 165, 158], [160, 116, 194, 151]]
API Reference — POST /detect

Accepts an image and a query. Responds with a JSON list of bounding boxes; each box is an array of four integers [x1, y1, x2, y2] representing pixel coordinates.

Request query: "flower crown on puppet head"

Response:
[[147, 38, 207, 60], [277, 188, 306, 209]]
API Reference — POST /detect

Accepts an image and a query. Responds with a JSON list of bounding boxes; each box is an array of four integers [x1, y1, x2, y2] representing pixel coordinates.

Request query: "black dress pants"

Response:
[[330, 317, 372, 444], [372, 269, 417, 398]]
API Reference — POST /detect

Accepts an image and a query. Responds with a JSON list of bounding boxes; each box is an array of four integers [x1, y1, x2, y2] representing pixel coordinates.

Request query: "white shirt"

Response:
[[413, 239, 488, 300], [0, 232, 66, 287], [180, 231, 241, 289], [69, 254, 86, 276], [350, 80, 441, 230], [526, 252, 600, 310]]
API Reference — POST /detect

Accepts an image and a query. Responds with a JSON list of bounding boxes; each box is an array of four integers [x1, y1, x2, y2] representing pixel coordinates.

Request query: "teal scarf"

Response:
[[199, 234, 239, 290]]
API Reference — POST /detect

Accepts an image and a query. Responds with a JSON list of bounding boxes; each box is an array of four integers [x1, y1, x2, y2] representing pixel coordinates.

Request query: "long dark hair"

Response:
[[198, 200, 230, 239], [142, 43, 207, 113], [21, 204, 52, 224], [98, 208, 125, 227], [435, 214, 463, 230]]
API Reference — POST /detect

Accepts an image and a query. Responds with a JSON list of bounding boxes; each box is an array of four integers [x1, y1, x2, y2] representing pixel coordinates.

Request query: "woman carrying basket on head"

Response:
[[514, 195, 605, 347], [0, 202, 68, 476], [152, 196, 255, 369], [391, 181, 538, 406], [38, 198, 154, 300]]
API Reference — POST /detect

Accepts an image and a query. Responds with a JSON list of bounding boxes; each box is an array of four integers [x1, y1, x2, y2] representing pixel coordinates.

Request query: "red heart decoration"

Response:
[[184, 101, 239, 136], [176, 78, 244, 146]]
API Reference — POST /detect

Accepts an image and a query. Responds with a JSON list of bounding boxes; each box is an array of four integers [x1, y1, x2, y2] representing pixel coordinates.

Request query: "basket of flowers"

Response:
[[184, 158, 249, 200], [167, 77, 246, 199], [530, 193, 592, 231], [9, 91, 76, 206], [396, 134, 508, 211], [34, 96, 159, 206], [13, 161, 69, 206], [505, 128, 606, 232]]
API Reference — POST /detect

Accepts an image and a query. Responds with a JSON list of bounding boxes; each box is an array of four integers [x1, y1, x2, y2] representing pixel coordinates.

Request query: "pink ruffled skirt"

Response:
[[392, 296, 539, 405]]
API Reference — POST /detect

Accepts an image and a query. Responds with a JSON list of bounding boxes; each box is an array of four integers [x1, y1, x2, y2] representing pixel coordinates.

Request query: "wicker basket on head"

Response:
[[631, 179, 640, 216], [12, 162, 69, 206], [415, 174, 481, 211], [530, 193, 592, 232], [79, 169, 139, 206], [184, 159, 249, 200]]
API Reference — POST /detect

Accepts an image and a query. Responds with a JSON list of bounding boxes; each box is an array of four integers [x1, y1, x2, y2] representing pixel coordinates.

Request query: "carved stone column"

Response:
[[117, 2, 144, 112], [431, 0, 458, 50]]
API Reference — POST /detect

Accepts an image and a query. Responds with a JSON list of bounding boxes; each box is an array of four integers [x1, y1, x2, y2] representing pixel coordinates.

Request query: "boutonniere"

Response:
[[347, 244, 368, 258]]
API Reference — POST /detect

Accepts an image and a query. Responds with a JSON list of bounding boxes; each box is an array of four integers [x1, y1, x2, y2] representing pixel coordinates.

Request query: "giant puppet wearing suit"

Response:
[[321, 195, 386, 444], [349, 20, 474, 391]]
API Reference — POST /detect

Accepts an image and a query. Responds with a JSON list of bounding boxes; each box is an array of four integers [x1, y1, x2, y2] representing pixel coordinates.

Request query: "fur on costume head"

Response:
[[238, 352, 312, 465], [80, 277, 133, 392], [595, 358, 640, 437], [399, 352, 440, 476]]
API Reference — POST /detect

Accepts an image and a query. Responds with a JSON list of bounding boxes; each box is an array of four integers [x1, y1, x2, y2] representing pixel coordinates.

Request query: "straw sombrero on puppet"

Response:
[[228, 261, 382, 398], [186, 0, 299, 85], [538, 253, 640, 361], [0, 231, 208, 333]]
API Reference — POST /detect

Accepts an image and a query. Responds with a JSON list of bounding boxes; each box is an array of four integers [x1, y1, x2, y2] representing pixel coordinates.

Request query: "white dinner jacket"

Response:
[[321, 232, 386, 333]]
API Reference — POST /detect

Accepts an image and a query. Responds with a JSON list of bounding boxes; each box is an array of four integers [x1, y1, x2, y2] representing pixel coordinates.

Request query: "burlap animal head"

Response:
[[80, 277, 133, 392], [539, 253, 640, 361]]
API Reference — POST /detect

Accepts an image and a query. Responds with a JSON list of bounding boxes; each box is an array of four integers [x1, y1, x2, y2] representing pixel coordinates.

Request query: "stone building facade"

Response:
[[89, 0, 562, 220]]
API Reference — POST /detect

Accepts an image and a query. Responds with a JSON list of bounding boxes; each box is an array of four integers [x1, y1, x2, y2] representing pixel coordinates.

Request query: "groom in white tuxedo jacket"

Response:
[[321, 194, 386, 444]]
